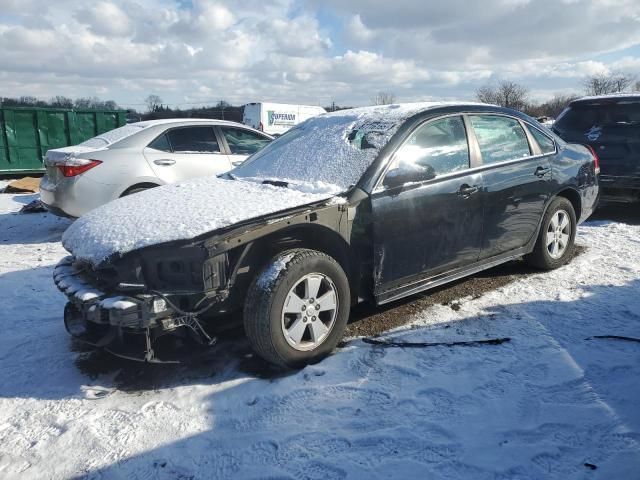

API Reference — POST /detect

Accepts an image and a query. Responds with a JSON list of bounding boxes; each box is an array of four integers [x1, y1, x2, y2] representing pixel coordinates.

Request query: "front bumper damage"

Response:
[[54, 256, 222, 362]]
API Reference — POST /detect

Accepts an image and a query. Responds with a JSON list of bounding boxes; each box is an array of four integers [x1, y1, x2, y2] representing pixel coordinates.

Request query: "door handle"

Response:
[[154, 159, 176, 166], [535, 166, 550, 177], [458, 184, 479, 198], [231, 160, 244, 166]]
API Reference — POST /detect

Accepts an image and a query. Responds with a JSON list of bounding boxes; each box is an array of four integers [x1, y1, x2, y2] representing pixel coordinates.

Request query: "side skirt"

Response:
[[375, 247, 530, 306]]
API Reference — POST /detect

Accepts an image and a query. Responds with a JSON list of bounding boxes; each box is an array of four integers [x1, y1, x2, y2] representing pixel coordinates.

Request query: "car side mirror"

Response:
[[383, 163, 436, 189]]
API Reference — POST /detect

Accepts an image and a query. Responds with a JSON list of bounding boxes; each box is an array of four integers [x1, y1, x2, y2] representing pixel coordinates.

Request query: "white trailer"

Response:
[[242, 102, 327, 136]]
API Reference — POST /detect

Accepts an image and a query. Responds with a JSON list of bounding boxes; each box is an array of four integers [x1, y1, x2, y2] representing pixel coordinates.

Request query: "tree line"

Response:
[[476, 72, 639, 118], [1, 72, 637, 121], [0, 95, 120, 110]]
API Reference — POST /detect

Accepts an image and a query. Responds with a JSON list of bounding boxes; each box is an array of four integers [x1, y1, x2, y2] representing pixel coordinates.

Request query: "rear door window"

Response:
[[469, 115, 531, 164], [148, 134, 171, 152], [528, 127, 556, 154], [220, 127, 271, 155], [166, 126, 220, 153]]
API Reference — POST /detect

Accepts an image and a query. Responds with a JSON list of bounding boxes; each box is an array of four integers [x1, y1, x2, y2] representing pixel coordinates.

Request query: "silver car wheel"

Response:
[[546, 209, 571, 259], [281, 273, 338, 352]]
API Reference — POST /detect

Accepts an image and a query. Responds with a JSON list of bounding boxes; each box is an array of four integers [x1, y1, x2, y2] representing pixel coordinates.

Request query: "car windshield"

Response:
[[79, 124, 146, 148], [230, 104, 437, 192]]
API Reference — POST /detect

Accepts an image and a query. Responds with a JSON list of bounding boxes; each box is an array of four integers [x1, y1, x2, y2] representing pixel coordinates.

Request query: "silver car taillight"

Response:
[[47, 156, 103, 177]]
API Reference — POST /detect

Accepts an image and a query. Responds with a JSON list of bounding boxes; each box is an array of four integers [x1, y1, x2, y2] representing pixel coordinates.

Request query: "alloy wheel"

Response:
[[546, 209, 571, 259], [281, 273, 338, 351]]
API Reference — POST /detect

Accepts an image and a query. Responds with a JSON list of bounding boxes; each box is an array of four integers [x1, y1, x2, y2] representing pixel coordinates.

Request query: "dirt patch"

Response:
[[345, 247, 585, 338]]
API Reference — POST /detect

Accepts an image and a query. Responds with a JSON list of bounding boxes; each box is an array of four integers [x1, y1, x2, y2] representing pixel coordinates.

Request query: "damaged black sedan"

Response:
[[55, 102, 599, 367]]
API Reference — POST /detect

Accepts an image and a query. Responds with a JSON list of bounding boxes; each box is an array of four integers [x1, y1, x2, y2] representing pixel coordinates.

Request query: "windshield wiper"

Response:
[[262, 179, 289, 188]]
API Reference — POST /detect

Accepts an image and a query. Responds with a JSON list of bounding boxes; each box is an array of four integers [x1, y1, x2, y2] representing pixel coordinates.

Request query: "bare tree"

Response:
[[50, 96, 73, 108], [583, 72, 635, 96], [476, 80, 529, 111], [144, 94, 163, 113], [371, 91, 396, 105], [526, 93, 580, 118], [18, 96, 40, 106], [74, 97, 96, 109], [476, 85, 498, 105], [583, 73, 614, 96]]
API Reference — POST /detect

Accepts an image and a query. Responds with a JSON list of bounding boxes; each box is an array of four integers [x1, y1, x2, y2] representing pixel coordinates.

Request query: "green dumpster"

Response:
[[0, 107, 126, 174]]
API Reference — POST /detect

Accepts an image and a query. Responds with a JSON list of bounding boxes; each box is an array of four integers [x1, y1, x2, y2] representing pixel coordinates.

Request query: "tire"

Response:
[[525, 197, 577, 270], [121, 184, 159, 197], [243, 249, 350, 368]]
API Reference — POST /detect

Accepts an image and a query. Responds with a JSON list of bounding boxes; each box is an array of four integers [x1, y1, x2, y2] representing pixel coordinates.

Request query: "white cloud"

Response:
[[0, 0, 638, 107], [75, 2, 133, 37]]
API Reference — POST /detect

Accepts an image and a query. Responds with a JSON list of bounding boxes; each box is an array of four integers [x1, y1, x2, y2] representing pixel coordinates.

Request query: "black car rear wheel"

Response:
[[525, 197, 577, 270], [243, 249, 350, 368]]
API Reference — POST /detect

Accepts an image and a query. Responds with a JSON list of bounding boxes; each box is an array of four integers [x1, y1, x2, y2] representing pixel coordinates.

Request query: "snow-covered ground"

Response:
[[0, 189, 639, 480]]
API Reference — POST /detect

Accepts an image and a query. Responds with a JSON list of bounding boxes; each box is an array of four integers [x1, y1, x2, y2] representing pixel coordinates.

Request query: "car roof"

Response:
[[131, 118, 248, 128], [571, 93, 640, 105], [325, 101, 495, 119]]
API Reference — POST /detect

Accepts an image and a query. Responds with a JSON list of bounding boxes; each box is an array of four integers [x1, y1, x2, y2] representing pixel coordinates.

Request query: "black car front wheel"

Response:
[[243, 249, 350, 368], [526, 196, 577, 270]]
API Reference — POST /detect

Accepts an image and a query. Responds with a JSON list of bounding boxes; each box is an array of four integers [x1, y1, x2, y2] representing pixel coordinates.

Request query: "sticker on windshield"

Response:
[[585, 125, 602, 141]]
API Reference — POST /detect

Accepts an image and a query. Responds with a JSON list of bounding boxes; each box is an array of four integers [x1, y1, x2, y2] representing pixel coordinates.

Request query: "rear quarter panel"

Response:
[[80, 147, 160, 199], [550, 143, 599, 223]]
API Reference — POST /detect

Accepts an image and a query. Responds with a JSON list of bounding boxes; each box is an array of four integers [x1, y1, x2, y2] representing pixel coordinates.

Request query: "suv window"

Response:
[[529, 127, 556, 154], [470, 115, 531, 164], [148, 134, 171, 152], [221, 127, 271, 155], [166, 126, 220, 153], [555, 102, 640, 132], [386, 116, 470, 182]]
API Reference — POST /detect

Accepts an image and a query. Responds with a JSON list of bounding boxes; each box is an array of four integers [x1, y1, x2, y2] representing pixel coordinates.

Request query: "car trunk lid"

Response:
[[44, 146, 105, 183]]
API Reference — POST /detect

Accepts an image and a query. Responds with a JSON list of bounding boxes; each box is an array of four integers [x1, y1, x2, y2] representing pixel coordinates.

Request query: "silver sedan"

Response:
[[40, 118, 272, 218]]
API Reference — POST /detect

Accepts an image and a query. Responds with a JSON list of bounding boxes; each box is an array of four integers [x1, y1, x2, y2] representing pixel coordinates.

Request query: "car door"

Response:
[[467, 114, 552, 259], [217, 126, 272, 167], [143, 125, 232, 183], [370, 115, 484, 299]]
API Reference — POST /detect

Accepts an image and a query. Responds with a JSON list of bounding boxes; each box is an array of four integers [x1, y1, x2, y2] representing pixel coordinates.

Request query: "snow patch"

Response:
[[257, 252, 297, 290], [100, 297, 137, 310], [576, 93, 640, 102], [79, 124, 145, 148], [239, 177, 345, 195]]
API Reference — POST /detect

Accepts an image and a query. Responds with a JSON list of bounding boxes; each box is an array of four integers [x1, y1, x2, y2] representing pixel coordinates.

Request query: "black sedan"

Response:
[[56, 102, 599, 367]]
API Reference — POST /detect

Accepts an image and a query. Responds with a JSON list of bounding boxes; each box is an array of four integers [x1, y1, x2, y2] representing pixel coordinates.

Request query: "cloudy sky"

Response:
[[1, 0, 639, 109]]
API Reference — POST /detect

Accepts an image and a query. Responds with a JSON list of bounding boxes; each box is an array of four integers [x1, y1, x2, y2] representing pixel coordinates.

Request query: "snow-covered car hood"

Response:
[[62, 176, 340, 266]]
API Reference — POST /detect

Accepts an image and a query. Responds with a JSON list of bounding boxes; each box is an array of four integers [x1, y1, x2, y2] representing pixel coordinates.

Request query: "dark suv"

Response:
[[553, 95, 640, 202], [56, 103, 599, 368]]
